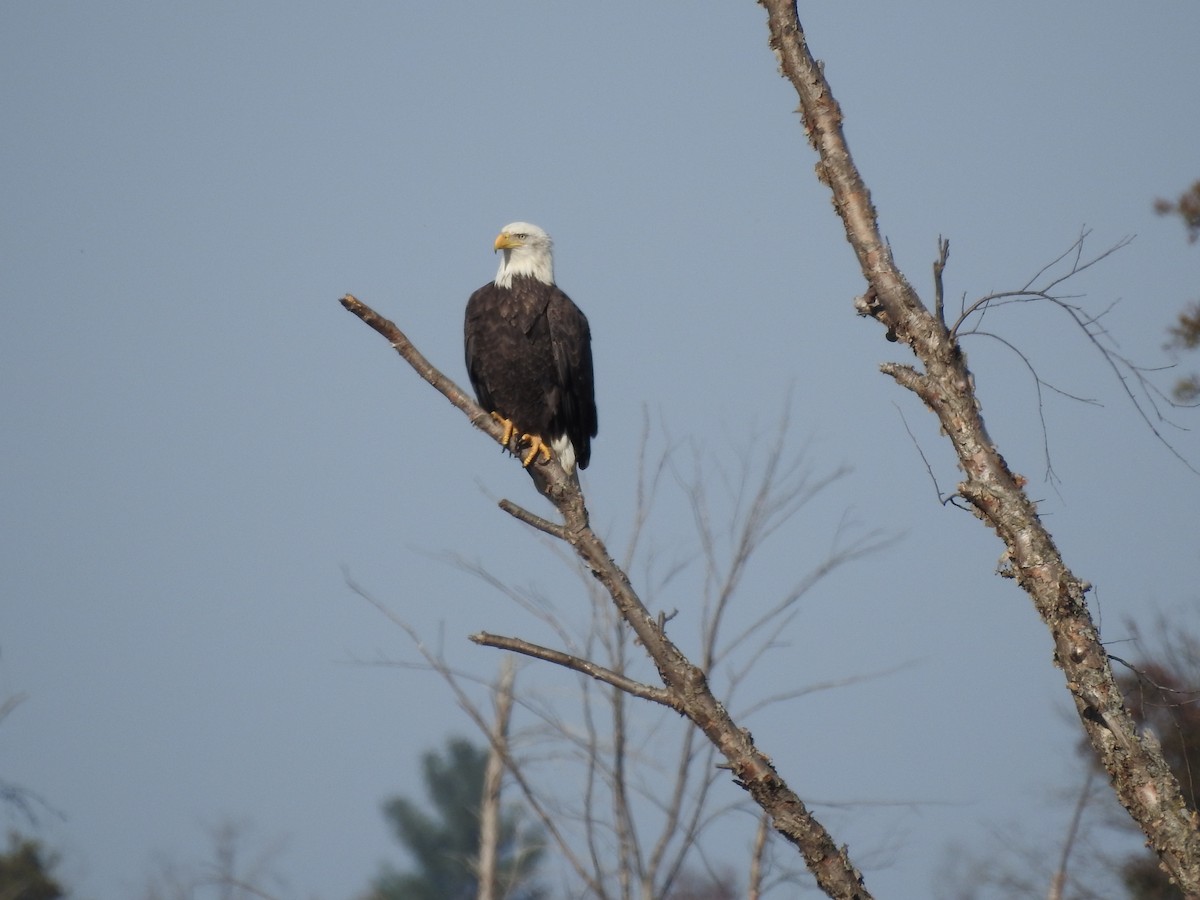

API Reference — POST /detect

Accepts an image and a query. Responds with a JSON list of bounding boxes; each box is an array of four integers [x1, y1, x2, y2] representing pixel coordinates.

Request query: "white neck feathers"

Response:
[[495, 250, 554, 288]]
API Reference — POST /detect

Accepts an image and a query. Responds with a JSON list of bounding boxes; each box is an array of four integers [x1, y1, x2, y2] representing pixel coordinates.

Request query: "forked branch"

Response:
[[948, 231, 1196, 476]]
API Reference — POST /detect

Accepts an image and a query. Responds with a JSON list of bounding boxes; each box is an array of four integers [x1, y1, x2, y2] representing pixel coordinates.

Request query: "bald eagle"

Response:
[[465, 223, 597, 474]]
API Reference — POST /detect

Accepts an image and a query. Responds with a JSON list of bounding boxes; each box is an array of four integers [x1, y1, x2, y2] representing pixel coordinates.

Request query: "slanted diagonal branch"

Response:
[[470, 632, 678, 710], [758, 0, 1200, 891], [340, 292, 873, 899]]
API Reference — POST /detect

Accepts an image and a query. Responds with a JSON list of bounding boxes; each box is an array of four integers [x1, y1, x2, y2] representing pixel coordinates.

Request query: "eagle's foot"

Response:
[[518, 433, 552, 467], [490, 413, 516, 450]]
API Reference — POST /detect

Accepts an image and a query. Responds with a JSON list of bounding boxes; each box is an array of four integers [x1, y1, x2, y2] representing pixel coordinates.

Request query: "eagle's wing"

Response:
[[547, 287, 598, 469]]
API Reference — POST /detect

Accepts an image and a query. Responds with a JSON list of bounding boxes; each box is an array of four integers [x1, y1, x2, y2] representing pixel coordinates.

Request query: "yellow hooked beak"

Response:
[[494, 232, 523, 252]]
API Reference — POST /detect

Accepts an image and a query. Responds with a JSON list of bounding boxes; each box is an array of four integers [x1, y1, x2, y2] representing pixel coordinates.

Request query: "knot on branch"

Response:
[[854, 286, 898, 342]]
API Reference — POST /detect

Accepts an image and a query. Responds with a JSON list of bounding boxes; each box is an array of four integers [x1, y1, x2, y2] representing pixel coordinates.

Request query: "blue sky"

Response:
[[2, 2, 1199, 897]]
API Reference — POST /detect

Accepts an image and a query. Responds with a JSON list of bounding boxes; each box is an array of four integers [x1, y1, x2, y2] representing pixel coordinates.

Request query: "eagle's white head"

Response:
[[493, 222, 555, 288]]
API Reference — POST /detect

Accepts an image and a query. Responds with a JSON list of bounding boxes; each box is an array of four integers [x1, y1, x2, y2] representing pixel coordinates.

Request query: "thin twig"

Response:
[[893, 402, 952, 504], [1046, 769, 1096, 900], [498, 499, 568, 539], [343, 570, 606, 896], [933, 237, 949, 327], [470, 632, 678, 710], [749, 812, 770, 900]]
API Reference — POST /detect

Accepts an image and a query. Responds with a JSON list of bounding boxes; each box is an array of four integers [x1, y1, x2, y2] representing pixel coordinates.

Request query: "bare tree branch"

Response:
[[933, 237, 949, 328], [339, 294, 532, 475], [0, 693, 64, 827], [757, 0, 1200, 891], [339, 295, 874, 898], [944, 230, 1197, 476], [470, 632, 677, 710], [477, 657, 513, 900], [1046, 769, 1097, 900], [749, 812, 769, 900], [498, 500, 569, 540], [344, 571, 607, 896]]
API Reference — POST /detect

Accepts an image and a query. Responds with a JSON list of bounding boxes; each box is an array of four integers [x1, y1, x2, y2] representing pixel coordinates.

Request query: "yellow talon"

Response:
[[487, 414, 551, 467], [519, 434, 552, 467], [490, 412, 516, 449]]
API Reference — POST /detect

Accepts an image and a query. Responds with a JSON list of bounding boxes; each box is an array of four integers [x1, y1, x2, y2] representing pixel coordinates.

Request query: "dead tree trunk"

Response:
[[757, 0, 1200, 892]]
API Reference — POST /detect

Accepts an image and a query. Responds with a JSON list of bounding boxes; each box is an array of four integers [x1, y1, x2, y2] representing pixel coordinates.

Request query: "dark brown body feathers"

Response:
[[465, 274, 597, 470]]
